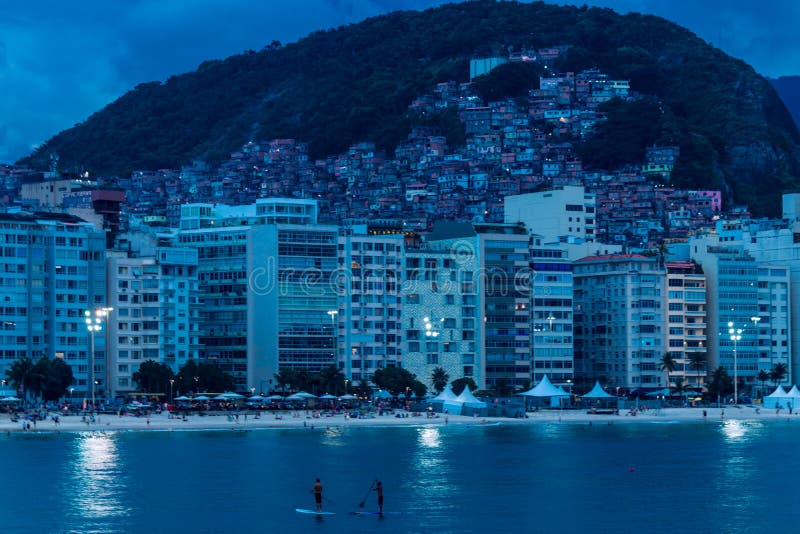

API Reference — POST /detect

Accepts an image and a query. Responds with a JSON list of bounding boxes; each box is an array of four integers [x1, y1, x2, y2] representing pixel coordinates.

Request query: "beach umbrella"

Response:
[[194, 395, 211, 401], [320, 394, 337, 400], [174, 395, 191, 401], [267, 394, 284, 400], [338, 394, 357, 400], [1, 396, 21, 402], [373, 390, 392, 399], [218, 392, 244, 399]]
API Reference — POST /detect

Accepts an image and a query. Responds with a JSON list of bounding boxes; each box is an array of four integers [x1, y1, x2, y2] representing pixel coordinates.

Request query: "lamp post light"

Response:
[[344, 379, 349, 395], [547, 313, 556, 331], [85, 310, 103, 410], [250, 386, 256, 397], [750, 315, 762, 397], [170, 379, 175, 402], [728, 322, 742, 405]]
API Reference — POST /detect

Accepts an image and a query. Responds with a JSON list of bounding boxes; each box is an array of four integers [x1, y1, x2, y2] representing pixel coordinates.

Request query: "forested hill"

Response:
[[19, 0, 800, 216]]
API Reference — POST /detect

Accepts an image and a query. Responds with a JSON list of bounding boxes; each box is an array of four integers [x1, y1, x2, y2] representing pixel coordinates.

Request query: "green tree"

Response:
[[451, 377, 478, 396], [318, 365, 346, 395], [431, 367, 449, 394], [770, 362, 788, 386], [670, 377, 690, 399], [4, 357, 35, 400], [707, 366, 734, 402], [372, 367, 418, 395], [273, 368, 298, 392], [659, 353, 677, 387], [410, 380, 427, 398], [176, 360, 235, 394], [132, 360, 175, 395], [32, 357, 75, 402]]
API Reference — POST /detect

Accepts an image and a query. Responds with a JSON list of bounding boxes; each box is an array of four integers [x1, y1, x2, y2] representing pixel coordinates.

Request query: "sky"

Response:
[[0, 0, 798, 165]]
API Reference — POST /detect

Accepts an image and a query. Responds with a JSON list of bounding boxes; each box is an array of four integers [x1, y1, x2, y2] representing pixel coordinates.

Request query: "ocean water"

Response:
[[2, 420, 799, 534]]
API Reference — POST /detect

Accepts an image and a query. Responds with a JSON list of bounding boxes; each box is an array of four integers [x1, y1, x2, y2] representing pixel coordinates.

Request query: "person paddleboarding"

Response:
[[372, 480, 384, 514], [310, 478, 323, 512]]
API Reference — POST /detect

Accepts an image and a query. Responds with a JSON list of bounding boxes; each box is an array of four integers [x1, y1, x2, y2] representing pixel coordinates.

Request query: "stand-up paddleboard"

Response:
[[296, 508, 335, 515], [350, 511, 404, 515]]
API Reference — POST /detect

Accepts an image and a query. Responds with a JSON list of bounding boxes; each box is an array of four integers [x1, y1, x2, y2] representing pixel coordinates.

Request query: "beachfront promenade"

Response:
[[2, 406, 799, 433]]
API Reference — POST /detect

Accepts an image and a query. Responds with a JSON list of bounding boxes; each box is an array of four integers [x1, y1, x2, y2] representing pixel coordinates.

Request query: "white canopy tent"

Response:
[[431, 385, 458, 402], [581, 381, 617, 409], [582, 381, 615, 399], [763, 385, 789, 409], [784, 385, 800, 410], [442, 386, 487, 416], [519, 375, 570, 408]]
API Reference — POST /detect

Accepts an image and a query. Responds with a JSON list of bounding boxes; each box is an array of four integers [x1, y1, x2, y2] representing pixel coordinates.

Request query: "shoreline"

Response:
[[3, 405, 799, 435]]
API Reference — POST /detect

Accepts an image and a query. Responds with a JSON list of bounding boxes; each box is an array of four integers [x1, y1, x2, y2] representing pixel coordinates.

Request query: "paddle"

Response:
[[358, 480, 376, 508]]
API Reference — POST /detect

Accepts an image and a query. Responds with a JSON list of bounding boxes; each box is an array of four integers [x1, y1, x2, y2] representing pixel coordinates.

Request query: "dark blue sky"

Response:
[[1, 0, 797, 164]]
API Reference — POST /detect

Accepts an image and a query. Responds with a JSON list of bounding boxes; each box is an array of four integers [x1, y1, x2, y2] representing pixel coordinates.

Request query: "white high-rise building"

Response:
[[530, 235, 574, 386], [689, 224, 791, 394], [337, 225, 404, 386], [664, 262, 707, 388], [175, 198, 338, 393], [505, 186, 596, 243], [106, 247, 200, 398], [402, 235, 483, 390], [0, 211, 106, 398], [573, 254, 666, 389]]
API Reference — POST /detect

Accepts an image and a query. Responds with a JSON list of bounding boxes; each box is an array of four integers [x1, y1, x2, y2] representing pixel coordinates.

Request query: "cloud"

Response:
[[570, 0, 800, 77], [0, 0, 447, 164]]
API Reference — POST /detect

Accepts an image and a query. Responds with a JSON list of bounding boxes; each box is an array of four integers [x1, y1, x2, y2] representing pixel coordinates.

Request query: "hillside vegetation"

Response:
[[19, 1, 800, 216]]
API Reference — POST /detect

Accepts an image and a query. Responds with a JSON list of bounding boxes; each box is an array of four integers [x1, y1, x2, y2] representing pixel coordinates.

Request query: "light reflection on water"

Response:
[[5, 422, 800, 532], [408, 427, 454, 514], [67, 433, 130, 525]]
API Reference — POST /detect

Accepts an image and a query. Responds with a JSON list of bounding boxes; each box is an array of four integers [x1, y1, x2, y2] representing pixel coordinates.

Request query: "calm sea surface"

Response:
[[2, 420, 799, 533]]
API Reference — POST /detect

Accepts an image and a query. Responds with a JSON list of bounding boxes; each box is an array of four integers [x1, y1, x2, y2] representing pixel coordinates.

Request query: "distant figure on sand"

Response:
[[372, 480, 384, 514], [311, 478, 323, 512]]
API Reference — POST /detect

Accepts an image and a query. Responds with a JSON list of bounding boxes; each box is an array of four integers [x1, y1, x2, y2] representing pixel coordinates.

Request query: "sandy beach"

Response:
[[2, 405, 799, 434]]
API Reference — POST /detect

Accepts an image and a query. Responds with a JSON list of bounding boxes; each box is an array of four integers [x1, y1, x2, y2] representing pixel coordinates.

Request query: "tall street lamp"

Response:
[[169, 379, 175, 403], [728, 322, 742, 405], [85, 310, 104, 410], [750, 315, 762, 397]]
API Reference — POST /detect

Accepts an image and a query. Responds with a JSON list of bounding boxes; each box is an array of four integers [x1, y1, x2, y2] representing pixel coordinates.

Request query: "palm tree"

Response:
[[688, 352, 707, 387], [757, 370, 771, 398], [670, 377, 690, 400], [431, 367, 449, 394], [770, 362, 788, 386], [4, 357, 35, 402], [708, 366, 734, 404], [659, 353, 676, 387]]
